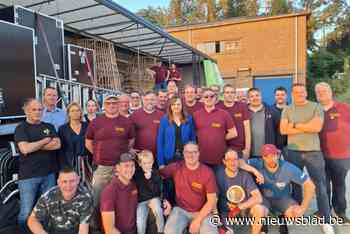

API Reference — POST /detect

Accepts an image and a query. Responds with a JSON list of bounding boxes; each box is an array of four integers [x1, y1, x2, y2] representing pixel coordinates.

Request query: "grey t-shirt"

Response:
[[250, 107, 265, 156], [281, 101, 324, 151]]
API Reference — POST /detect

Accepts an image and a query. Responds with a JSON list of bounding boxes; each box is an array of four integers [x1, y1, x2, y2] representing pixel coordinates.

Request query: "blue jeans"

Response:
[[164, 207, 218, 234], [325, 157, 350, 214], [285, 150, 331, 222], [18, 173, 56, 230], [154, 81, 167, 91], [137, 197, 164, 234]]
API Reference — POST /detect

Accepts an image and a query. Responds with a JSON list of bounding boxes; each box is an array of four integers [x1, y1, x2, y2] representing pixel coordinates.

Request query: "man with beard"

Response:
[[130, 91, 164, 157]]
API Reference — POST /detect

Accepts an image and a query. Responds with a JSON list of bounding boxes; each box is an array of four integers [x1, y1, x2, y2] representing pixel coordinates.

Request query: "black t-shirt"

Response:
[[175, 124, 183, 153], [14, 121, 58, 179], [133, 165, 162, 202]]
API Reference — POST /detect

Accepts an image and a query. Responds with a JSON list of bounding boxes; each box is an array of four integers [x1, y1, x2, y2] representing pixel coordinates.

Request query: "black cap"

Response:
[[118, 152, 135, 164]]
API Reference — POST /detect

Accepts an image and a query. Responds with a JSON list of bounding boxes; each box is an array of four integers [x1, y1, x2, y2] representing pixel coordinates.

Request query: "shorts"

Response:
[[262, 196, 297, 214]]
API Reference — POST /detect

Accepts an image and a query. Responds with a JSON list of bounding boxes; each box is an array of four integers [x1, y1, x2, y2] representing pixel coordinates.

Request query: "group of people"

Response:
[[147, 62, 182, 91], [12, 80, 350, 234]]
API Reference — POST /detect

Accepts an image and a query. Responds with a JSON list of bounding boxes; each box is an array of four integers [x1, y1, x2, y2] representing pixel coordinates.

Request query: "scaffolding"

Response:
[[77, 39, 121, 91]]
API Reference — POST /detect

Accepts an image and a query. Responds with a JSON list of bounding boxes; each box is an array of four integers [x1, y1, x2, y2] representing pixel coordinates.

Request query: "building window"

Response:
[[197, 42, 215, 54], [215, 41, 221, 53], [224, 40, 241, 53]]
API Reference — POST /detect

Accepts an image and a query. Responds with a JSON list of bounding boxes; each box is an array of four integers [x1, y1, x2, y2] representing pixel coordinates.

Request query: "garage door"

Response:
[[253, 76, 293, 106]]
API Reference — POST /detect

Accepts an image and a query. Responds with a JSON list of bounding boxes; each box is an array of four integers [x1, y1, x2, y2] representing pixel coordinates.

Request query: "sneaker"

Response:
[[321, 224, 335, 234], [335, 212, 350, 224]]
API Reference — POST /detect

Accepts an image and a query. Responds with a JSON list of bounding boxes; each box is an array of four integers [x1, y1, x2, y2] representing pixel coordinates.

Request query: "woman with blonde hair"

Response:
[[58, 102, 91, 176]]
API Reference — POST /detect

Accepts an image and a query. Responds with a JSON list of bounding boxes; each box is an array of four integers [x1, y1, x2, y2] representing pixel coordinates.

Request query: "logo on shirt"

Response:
[[234, 113, 242, 118], [329, 112, 340, 120], [191, 181, 203, 190], [275, 182, 286, 189], [153, 120, 160, 124], [43, 128, 50, 135], [211, 122, 221, 128], [115, 127, 125, 133]]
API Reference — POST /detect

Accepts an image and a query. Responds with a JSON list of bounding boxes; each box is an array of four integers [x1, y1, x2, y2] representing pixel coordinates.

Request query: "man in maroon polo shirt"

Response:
[[148, 61, 169, 91], [217, 84, 251, 159], [193, 88, 237, 168], [183, 84, 203, 115], [118, 94, 131, 118], [100, 152, 138, 234], [160, 142, 218, 234], [316, 82, 350, 222], [130, 91, 164, 157], [85, 95, 135, 227], [156, 89, 168, 113]]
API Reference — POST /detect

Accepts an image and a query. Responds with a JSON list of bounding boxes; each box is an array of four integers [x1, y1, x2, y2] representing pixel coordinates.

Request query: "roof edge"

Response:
[[167, 11, 310, 32]]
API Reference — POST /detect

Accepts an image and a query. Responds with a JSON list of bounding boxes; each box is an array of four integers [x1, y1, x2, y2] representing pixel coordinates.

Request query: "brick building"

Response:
[[167, 12, 309, 104]]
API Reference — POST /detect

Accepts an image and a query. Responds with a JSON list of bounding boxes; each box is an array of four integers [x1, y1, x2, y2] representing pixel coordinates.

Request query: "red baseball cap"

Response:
[[261, 144, 281, 157]]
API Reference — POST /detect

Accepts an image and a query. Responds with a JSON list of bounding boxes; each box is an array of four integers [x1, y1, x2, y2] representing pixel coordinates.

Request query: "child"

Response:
[[134, 150, 164, 234]]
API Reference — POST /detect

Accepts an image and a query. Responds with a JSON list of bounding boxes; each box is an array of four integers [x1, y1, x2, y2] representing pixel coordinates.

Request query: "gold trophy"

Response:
[[226, 185, 245, 218]]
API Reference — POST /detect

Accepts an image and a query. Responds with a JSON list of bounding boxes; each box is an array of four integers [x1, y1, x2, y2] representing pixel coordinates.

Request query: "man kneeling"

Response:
[[246, 144, 315, 234], [160, 142, 218, 234], [27, 167, 93, 234], [216, 148, 265, 234]]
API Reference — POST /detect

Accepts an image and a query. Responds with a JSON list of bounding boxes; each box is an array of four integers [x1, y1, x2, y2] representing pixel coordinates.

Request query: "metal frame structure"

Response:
[[0, 0, 215, 64]]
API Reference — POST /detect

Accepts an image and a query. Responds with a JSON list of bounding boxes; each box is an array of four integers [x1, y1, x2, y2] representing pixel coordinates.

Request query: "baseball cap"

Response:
[[104, 94, 118, 102], [261, 144, 281, 157], [118, 152, 135, 164]]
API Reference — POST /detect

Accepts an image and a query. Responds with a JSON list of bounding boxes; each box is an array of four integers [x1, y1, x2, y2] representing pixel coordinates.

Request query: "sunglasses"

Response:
[[203, 94, 216, 99]]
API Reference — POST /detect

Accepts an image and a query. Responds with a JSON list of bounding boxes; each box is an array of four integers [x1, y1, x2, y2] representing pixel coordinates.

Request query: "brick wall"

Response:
[[168, 13, 308, 87]]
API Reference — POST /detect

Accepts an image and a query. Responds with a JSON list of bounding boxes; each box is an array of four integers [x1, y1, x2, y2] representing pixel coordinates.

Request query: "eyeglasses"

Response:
[[203, 94, 216, 99]]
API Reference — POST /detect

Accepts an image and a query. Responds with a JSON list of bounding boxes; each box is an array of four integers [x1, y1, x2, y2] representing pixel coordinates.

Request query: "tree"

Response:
[[270, 0, 290, 16], [206, 0, 217, 22], [169, 0, 183, 25], [245, 0, 259, 16], [138, 6, 170, 27]]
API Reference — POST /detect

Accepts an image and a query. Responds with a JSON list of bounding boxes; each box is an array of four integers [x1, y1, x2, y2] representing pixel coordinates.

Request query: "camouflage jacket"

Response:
[[33, 185, 93, 231]]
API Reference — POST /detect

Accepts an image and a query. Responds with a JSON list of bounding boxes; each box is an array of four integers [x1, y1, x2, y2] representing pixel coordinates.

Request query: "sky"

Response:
[[113, 0, 170, 13]]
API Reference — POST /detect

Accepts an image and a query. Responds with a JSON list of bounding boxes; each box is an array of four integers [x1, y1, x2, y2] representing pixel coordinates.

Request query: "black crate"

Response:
[[0, 20, 36, 118], [65, 44, 96, 85], [0, 5, 65, 79]]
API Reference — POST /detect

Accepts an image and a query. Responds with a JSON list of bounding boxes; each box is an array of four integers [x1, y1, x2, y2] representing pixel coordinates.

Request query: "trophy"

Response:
[[226, 185, 245, 218]]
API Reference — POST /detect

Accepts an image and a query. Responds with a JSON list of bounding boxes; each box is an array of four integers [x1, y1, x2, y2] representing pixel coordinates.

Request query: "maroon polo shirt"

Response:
[[150, 65, 168, 84], [86, 115, 135, 166], [160, 161, 217, 212], [169, 69, 181, 81], [320, 102, 350, 159], [193, 107, 235, 165], [217, 101, 250, 151], [130, 109, 164, 156], [184, 101, 203, 116], [100, 177, 138, 233]]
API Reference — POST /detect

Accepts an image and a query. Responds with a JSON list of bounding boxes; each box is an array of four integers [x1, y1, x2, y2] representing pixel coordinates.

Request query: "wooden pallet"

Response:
[[77, 39, 121, 91]]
